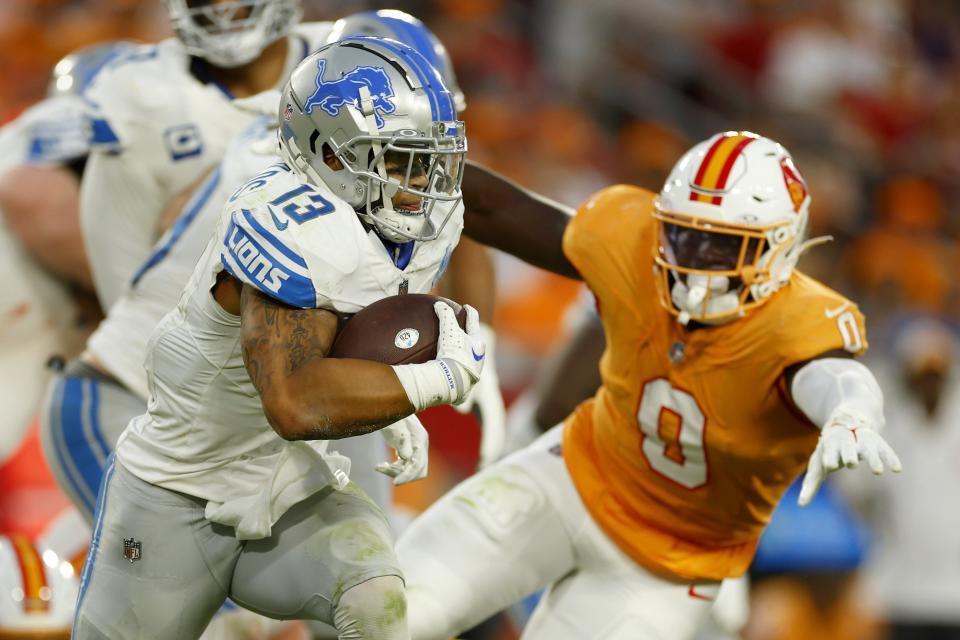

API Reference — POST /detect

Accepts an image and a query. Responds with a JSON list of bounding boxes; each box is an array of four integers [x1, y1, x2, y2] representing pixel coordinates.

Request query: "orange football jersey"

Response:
[[561, 185, 868, 582]]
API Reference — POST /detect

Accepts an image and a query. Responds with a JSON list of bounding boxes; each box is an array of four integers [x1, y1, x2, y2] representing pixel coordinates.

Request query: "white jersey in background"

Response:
[[116, 161, 463, 539], [86, 111, 278, 400], [81, 22, 333, 309], [0, 96, 91, 458]]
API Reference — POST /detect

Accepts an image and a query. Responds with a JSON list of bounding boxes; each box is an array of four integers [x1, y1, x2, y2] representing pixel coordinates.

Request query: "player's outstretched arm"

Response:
[[532, 309, 605, 433], [237, 281, 416, 441], [788, 356, 902, 506], [461, 161, 581, 280]]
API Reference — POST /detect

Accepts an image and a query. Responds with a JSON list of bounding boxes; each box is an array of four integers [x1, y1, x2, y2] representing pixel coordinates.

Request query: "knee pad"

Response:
[[334, 575, 406, 640]]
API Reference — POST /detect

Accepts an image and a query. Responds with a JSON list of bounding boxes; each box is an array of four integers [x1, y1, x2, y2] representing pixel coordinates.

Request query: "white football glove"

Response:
[[391, 303, 486, 411], [798, 409, 902, 506], [452, 322, 506, 468], [435, 302, 485, 403], [376, 415, 429, 485]]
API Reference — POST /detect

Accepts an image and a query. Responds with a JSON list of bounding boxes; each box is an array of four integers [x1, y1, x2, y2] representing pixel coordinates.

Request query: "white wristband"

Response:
[[392, 359, 465, 412]]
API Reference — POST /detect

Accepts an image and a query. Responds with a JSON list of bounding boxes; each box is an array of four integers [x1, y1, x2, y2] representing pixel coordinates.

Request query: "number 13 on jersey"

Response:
[[637, 379, 708, 489]]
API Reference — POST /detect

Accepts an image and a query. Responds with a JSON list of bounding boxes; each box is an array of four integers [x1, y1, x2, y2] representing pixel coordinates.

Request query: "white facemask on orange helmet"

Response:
[[654, 131, 816, 325]]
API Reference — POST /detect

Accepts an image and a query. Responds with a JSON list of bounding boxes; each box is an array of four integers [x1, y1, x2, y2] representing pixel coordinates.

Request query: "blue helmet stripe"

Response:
[[375, 15, 444, 80], [369, 38, 454, 122]]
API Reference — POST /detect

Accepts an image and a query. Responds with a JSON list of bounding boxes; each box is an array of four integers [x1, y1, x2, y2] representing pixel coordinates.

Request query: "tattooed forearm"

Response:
[[287, 309, 329, 373], [240, 285, 337, 396], [240, 287, 276, 395], [298, 409, 406, 441], [242, 337, 271, 394], [238, 283, 412, 439]]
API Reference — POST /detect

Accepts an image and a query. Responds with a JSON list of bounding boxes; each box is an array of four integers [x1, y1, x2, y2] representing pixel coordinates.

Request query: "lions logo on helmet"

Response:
[[278, 37, 466, 244], [303, 59, 397, 128], [654, 131, 814, 325]]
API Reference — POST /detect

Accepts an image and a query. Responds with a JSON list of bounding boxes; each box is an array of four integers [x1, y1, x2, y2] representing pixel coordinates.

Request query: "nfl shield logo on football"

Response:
[[122, 537, 142, 563], [282, 102, 294, 122]]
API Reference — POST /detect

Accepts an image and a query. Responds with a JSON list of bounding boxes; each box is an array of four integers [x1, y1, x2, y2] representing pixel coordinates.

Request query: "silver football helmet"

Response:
[[48, 40, 136, 97], [327, 10, 466, 113], [278, 37, 466, 243], [164, 0, 300, 68]]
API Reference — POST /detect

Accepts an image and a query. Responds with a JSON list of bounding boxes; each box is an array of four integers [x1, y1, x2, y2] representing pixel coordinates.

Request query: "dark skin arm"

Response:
[[461, 161, 581, 280], [438, 236, 496, 321], [215, 273, 414, 441], [533, 312, 606, 431]]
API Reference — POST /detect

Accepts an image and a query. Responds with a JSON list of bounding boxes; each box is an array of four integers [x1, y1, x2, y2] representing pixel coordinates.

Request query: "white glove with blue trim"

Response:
[[391, 303, 486, 411]]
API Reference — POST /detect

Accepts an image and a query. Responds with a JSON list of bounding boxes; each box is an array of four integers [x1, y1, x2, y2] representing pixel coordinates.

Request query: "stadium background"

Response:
[[1, 1, 959, 638]]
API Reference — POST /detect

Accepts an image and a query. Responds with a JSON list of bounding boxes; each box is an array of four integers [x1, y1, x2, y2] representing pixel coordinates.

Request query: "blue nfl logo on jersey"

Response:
[[122, 537, 142, 563]]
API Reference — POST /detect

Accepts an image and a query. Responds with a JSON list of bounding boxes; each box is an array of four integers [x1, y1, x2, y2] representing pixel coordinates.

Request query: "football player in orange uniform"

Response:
[[399, 131, 902, 639]]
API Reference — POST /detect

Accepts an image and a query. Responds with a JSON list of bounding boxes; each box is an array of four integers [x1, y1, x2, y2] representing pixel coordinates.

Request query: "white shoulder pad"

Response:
[[220, 201, 317, 309], [83, 40, 186, 151], [0, 95, 90, 169], [221, 166, 363, 309]]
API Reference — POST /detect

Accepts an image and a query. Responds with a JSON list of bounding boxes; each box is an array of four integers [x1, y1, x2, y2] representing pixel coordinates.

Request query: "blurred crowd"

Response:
[[2, 1, 960, 639], [5, 0, 960, 341]]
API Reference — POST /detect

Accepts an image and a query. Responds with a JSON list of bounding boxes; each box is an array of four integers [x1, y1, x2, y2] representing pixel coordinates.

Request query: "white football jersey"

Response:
[[115, 155, 463, 540], [0, 96, 91, 460], [86, 109, 279, 400], [81, 22, 333, 309]]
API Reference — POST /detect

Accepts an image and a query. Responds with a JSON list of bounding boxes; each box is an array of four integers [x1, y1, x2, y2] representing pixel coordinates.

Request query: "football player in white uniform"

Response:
[[73, 39, 482, 639], [81, 0, 327, 309], [71, 9, 495, 528], [40, 0, 336, 524], [0, 41, 130, 474]]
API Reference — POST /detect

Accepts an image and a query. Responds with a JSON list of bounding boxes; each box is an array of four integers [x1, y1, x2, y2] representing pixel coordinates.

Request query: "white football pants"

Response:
[[398, 424, 723, 640]]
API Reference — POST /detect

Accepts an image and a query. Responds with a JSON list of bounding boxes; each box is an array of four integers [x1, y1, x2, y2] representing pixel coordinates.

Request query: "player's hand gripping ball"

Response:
[[331, 293, 468, 364]]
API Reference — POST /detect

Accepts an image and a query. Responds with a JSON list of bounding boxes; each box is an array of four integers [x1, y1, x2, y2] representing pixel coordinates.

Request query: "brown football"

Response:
[[330, 294, 467, 365]]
